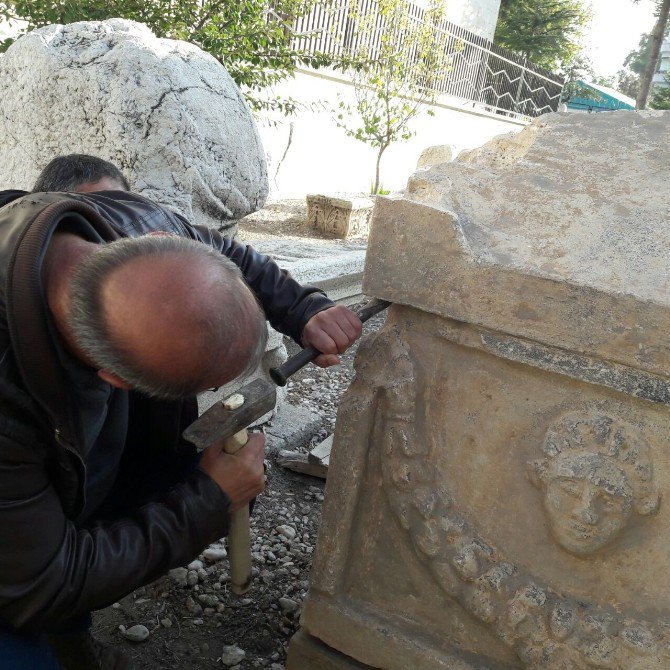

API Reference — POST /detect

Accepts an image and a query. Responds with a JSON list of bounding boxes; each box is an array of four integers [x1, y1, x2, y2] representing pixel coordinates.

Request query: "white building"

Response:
[[652, 36, 670, 89]]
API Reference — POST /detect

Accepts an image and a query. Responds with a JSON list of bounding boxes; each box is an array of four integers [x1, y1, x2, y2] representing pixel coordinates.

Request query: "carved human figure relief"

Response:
[[528, 413, 660, 556]]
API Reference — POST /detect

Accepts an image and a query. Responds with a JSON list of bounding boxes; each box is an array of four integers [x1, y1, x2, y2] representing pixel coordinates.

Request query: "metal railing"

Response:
[[288, 0, 565, 119]]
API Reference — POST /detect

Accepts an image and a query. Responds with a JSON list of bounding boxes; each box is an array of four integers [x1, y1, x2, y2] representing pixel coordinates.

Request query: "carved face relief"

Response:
[[543, 451, 633, 555], [529, 412, 660, 557]]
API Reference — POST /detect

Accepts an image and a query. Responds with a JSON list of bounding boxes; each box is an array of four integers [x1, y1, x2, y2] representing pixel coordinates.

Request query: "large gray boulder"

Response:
[[0, 19, 268, 232]]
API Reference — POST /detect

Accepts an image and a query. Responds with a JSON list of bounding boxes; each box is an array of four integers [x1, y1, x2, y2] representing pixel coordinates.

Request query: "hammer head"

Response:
[[183, 378, 276, 450]]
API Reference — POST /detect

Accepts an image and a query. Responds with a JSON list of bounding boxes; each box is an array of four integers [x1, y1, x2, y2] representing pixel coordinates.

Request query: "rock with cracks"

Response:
[[0, 19, 268, 234]]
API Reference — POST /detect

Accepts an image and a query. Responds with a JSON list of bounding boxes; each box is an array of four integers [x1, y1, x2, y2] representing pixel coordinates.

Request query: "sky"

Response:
[[584, 0, 659, 78]]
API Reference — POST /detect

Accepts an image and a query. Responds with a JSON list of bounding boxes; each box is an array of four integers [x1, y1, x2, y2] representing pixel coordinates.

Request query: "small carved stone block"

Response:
[[306, 194, 373, 239]]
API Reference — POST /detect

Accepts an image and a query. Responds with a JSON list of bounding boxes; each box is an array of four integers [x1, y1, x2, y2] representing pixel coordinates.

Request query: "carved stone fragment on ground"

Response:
[[307, 194, 373, 239], [288, 111, 670, 669]]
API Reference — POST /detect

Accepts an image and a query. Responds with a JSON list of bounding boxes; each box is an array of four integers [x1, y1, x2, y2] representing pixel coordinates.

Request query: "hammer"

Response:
[[182, 298, 390, 594], [183, 378, 276, 595]]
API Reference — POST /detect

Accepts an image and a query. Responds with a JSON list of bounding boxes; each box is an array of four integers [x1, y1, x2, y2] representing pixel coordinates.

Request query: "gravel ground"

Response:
[[93, 288, 387, 667]]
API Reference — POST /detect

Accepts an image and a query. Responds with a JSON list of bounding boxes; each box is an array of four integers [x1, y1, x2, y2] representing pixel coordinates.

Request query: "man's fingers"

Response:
[[313, 353, 340, 368], [306, 328, 339, 356], [326, 322, 352, 353], [200, 432, 265, 486], [345, 309, 363, 337], [335, 312, 360, 342]]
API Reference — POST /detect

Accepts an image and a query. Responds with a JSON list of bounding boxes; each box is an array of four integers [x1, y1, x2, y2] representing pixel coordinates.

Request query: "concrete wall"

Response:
[[256, 69, 525, 198]]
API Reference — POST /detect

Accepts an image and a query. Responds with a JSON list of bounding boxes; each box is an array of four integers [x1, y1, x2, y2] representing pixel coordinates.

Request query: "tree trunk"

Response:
[[374, 144, 388, 194], [636, 0, 670, 109]]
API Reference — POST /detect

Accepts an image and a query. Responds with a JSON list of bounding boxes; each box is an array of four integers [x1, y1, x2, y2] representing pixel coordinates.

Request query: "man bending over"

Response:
[[0, 155, 362, 669]]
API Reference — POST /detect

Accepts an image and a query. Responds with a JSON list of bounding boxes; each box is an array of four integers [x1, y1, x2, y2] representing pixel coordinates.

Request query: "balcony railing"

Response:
[[285, 0, 565, 120]]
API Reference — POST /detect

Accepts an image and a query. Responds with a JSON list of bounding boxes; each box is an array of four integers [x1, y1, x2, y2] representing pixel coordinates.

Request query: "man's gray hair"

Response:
[[68, 235, 268, 399]]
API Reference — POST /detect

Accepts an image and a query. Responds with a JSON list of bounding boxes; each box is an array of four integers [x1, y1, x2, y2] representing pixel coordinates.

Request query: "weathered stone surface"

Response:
[[307, 194, 373, 239], [287, 630, 372, 669], [368, 111, 670, 378], [416, 144, 454, 168], [291, 112, 670, 670], [0, 19, 268, 233], [264, 402, 322, 454], [251, 236, 367, 304]]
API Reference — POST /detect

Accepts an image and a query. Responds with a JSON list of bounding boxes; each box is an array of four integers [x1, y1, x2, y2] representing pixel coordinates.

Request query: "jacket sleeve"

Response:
[[0, 190, 28, 209], [0, 415, 230, 632], [185, 223, 335, 344]]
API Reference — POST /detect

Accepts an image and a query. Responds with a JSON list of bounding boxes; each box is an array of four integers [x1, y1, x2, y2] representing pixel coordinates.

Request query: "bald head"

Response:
[[68, 236, 267, 399]]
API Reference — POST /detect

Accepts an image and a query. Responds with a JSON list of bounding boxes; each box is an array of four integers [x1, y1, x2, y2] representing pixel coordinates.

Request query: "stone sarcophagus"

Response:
[[288, 111, 670, 670]]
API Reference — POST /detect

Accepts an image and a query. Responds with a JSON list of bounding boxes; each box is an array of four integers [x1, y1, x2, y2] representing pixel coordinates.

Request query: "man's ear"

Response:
[[98, 369, 132, 390]]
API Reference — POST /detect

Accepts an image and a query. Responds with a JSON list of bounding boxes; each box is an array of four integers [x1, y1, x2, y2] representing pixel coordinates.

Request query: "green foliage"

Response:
[[494, 0, 591, 71], [559, 52, 594, 101], [616, 68, 641, 99], [334, 0, 449, 193], [651, 75, 670, 108], [624, 32, 657, 76], [0, 0, 353, 112]]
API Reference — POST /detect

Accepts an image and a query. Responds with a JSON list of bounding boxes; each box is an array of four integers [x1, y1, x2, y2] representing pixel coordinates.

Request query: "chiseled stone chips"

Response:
[[289, 112, 670, 670]]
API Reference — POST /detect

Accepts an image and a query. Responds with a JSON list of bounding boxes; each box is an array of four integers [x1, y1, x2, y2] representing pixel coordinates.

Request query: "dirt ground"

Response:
[[94, 464, 325, 669]]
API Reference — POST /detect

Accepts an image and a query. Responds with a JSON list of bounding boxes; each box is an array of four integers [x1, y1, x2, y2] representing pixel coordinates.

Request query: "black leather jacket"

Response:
[[0, 190, 333, 631]]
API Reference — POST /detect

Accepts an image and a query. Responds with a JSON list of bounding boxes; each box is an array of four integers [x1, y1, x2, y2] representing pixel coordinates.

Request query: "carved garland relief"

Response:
[[366, 324, 667, 669]]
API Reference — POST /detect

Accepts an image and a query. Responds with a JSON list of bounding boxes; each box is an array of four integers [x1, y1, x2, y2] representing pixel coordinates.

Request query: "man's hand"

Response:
[[199, 433, 265, 512], [302, 305, 363, 368]]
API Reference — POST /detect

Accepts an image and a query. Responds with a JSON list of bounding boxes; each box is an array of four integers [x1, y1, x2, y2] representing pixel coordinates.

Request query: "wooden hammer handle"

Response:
[[223, 429, 253, 595]]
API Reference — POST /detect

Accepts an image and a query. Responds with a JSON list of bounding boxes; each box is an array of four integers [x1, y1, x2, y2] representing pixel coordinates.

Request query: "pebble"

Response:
[[203, 545, 228, 562], [276, 525, 296, 541], [185, 596, 203, 615], [279, 597, 299, 613], [119, 624, 150, 642], [220, 644, 246, 666], [186, 570, 198, 587], [187, 559, 204, 571], [197, 593, 219, 607], [168, 567, 188, 587], [161, 618, 172, 628]]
